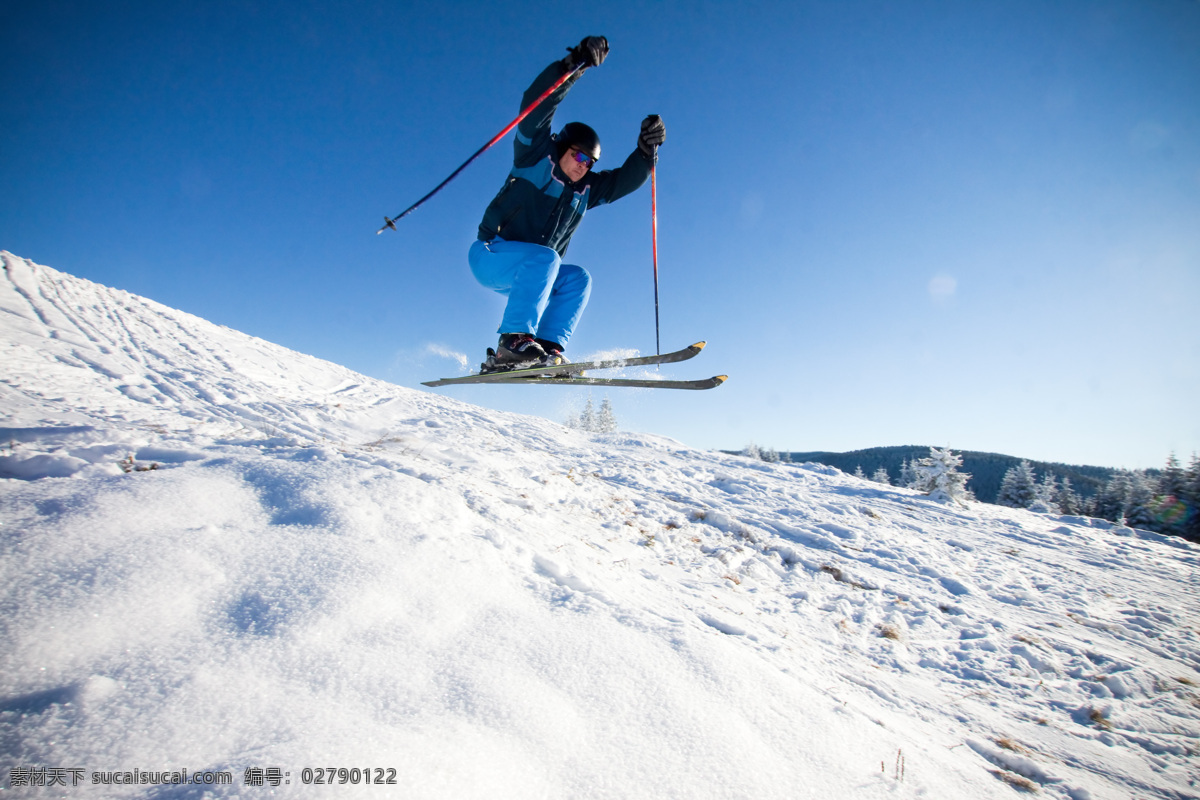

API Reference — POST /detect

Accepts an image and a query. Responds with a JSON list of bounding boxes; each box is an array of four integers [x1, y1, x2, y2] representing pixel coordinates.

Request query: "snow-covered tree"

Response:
[[853, 465, 866, 479], [997, 461, 1039, 509], [568, 396, 617, 433], [1029, 473, 1060, 514], [1185, 454, 1200, 541], [1088, 469, 1156, 529], [1089, 470, 1131, 522], [898, 458, 918, 489], [1142, 454, 1190, 538], [910, 447, 972, 505], [596, 398, 617, 433], [1159, 453, 1187, 499], [1055, 476, 1082, 516], [871, 467, 892, 485], [1122, 471, 1158, 531], [578, 397, 596, 432], [738, 444, 786, 463]]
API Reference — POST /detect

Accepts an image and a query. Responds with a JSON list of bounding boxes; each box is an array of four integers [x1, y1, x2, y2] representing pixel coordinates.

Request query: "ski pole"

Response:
[[378, 63, 586, 234], [650, 147, 661, 356]]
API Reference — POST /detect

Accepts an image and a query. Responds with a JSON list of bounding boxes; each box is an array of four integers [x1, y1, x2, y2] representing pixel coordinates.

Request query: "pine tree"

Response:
[[1091, 470, 1136, 524], [1160, 453, 1187, 498], [596, 398, 617, 433], [742, 443, 762, 460], [1141, 454, 1189, 536], [1123, 470, 1158, 531], [1184, 454, 1200, 541], [899, 459, 917, 489], [853, 465, 866, 479], [1029, 473, 1060, 514], [911, 447, 972, 505], [578, 397, 596, 432], [1055, 476, 1082, 515], [997, 461, 1039, 509], [871, 467, 891, 485], [1089, 471, 1122, 522]]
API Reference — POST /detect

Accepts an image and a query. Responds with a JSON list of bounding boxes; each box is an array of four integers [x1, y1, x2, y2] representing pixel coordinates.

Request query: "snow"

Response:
[[2, 250, 1198, 799]]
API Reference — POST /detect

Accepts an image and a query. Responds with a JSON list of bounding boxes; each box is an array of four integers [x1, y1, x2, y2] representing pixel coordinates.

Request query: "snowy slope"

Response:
[[1, 251, 1197, 799]]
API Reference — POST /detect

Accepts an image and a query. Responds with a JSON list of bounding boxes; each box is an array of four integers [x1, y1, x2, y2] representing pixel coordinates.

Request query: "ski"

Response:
[[422, 341, 709, 387], [475, 375, 727, 390]]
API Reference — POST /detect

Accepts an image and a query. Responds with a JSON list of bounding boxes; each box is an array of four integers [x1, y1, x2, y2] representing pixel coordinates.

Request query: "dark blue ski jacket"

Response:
[[476, 60, 653, 257]]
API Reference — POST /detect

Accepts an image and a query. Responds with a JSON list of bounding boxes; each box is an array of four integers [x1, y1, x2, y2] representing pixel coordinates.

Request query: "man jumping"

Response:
[[469, 35, 666, 370]]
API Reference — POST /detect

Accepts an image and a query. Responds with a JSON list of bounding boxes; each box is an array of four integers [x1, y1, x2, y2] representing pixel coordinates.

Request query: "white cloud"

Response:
[[928, 274, 957, 302]]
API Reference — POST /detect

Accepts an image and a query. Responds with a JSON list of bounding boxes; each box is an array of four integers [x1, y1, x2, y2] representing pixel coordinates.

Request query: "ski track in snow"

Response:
[[2, 251, 1198, 799]]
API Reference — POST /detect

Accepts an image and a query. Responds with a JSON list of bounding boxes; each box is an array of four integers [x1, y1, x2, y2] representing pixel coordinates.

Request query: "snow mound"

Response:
[[2, 251, 1198, 799]]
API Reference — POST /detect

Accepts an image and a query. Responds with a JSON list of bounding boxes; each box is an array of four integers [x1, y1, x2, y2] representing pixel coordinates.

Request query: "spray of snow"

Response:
[[424, 342, 471, 372]]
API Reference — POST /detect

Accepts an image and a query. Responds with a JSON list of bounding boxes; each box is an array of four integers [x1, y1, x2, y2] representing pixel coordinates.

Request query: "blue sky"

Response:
[[3, 0, 1198, 469]]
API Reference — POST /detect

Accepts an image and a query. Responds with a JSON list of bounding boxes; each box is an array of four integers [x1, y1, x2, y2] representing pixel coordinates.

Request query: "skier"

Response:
[[470, 35, 667, 369]]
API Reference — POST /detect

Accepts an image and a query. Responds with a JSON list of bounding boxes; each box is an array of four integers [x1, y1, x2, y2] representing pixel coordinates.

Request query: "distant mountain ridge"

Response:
[[783, 446, 1121, 504]]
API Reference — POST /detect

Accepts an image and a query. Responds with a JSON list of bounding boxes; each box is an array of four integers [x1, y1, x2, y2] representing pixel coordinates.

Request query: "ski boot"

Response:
[[535, 338, 570, 368], [480, 333, 546, 374]]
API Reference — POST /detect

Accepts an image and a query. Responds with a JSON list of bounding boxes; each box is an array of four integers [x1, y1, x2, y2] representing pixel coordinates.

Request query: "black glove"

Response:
[[565, 35, 609, 70], [639, 115, 666, 156]]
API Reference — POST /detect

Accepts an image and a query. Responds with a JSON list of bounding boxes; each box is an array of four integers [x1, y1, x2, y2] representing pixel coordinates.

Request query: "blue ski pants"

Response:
[[468, 238, 591, 348]]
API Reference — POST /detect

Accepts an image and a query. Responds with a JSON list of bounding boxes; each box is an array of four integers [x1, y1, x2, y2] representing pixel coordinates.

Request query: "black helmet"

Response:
[[555, 122, 601, 162]]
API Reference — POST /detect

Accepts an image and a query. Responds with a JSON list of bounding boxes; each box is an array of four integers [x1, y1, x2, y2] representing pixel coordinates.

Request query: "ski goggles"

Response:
[[569, 149, 597, 169]]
